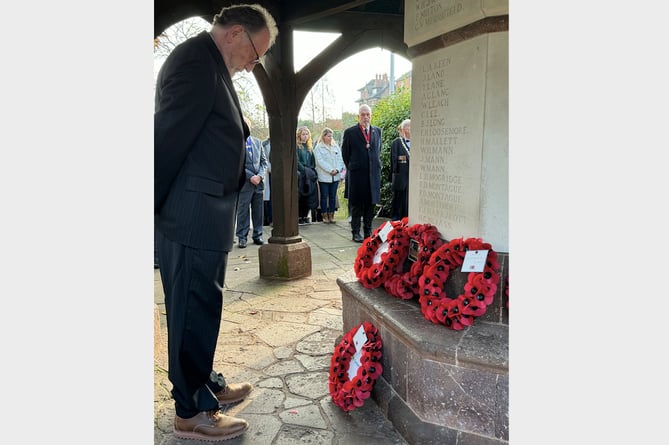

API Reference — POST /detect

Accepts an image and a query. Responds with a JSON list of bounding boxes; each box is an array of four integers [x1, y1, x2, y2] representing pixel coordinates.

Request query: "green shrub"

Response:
[[371, 89, 411, 217]]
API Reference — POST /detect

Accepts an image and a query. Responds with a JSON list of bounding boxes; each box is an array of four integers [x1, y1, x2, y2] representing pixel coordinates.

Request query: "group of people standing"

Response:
[[296, 125, 345, 225], [296, 105, 411, 241]]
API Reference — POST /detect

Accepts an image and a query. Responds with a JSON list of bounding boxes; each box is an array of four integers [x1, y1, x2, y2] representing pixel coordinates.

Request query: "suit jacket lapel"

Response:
[[201, 32, 247, 137]]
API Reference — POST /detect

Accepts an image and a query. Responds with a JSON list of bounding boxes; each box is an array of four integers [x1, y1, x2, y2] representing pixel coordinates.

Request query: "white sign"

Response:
[[347, 325, 369, 380], [461, 249, 489, 272], [372, 241, 390, 264], [377, 222, 393, 242]]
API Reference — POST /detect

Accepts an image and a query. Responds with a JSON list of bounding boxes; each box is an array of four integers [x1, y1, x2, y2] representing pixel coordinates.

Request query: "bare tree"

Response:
[[301, 76, 334, 129], [154, 17, 210, 59]]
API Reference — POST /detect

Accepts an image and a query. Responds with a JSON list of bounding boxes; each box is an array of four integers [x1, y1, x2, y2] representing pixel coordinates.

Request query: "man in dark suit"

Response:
[[235, 127, 268, 247], [390, 118, 411, 221], [341, 104, 382, 242], [154, 4, 277, 442]]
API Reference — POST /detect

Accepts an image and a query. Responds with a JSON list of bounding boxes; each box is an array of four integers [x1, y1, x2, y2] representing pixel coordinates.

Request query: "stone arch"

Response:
[[294, 28, 409, 111]]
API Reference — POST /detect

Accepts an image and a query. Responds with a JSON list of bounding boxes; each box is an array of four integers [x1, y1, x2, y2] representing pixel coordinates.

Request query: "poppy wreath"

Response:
[[384, 222, 445, 300], [417, 237, 500, 330], [353, 219, 410, 289], [328, 321, 383, 412]]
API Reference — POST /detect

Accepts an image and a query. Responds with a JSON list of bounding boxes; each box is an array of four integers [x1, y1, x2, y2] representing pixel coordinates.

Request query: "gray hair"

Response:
[[212, 4, 278, 47]]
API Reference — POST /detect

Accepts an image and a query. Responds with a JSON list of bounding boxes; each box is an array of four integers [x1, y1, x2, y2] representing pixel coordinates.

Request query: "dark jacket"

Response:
[[243, 135, 268, 192], [297, 144, 319, 209], [154, 31, 249, 251], [341, 124, 382, 206], [298, 165, 319, 209], [390, 137, 410, 191]]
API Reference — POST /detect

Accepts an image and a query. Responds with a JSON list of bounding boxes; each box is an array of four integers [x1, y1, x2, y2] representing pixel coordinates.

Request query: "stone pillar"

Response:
[[257, 25, 312, 280], [259, 241, 312, 279], [340, 2, 510, 444], [406, 0, 509, 253]]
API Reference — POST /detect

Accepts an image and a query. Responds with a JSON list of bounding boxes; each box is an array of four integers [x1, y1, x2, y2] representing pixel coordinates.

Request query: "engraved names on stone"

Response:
[[410, 38, 487, 236]]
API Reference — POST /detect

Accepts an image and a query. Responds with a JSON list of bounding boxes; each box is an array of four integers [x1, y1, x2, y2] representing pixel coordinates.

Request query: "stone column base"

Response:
[[259, 241, 312, 279]]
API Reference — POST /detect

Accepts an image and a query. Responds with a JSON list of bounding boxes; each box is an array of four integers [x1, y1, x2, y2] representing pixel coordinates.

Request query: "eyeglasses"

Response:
[[243, 28, 261, 65]]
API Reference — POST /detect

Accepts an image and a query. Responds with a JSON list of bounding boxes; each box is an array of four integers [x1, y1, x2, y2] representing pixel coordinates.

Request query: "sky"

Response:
[[293, 30, 412, 118]]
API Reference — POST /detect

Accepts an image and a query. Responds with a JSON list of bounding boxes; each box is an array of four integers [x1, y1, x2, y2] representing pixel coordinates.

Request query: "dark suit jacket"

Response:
[[390, 137, 410, 191], [243, 136, 268, 192], [341, 124, 382, 206], [155, 31, 250, 251]]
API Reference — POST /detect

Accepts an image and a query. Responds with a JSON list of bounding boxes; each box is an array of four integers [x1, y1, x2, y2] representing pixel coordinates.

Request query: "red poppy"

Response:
[[417, 237, 501, 330], [328, 321, 383, 412]]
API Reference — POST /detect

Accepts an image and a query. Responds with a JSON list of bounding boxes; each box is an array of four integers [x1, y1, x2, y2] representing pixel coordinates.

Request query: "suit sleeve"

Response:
[[391, 139, 399, 174], [258, 139, 268, 178], [154, 51, 215, 212], [341, 130, 350, 167]]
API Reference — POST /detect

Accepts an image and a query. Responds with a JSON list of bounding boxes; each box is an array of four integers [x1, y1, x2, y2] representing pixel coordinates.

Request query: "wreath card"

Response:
[[461, 249, 489, 272]]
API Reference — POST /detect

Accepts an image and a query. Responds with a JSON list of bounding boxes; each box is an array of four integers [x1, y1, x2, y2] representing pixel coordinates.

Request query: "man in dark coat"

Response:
[[341, 104, 382, 242], [390, 118, 411, 221], [154, 4, 277, 441]]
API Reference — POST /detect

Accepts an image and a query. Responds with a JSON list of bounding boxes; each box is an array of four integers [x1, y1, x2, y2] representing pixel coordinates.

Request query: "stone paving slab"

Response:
[[154, 218, 409, 445]]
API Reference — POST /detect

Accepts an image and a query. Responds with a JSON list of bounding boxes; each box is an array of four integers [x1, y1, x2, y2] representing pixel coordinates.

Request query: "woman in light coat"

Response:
[[313, 127, 345, 223]]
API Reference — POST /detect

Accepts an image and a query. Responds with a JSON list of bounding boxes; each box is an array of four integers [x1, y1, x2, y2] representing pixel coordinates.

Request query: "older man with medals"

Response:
[[341, 104, 383, 243]]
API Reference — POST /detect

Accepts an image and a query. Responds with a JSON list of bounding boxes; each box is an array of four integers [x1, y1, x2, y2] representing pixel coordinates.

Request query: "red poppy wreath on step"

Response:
[[328, 321, 383, 412], [353, 219, 410, 289], [417, 237, 500, 330], [384, 222, 445, 300]]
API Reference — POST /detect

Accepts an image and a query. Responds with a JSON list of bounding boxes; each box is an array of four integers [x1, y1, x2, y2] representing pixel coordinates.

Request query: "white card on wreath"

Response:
[[352, 325, 368, 350], [377, 222, 393, 242], [347, 351, 362, 380], [347, 325, 368, 380], [372, 241, 390, 264], [461, 249, 489, 272]]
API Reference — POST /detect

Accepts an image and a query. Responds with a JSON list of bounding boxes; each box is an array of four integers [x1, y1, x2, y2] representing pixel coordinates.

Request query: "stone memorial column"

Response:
[[339, 3, 509, 443], [406, 0, 508, 256]]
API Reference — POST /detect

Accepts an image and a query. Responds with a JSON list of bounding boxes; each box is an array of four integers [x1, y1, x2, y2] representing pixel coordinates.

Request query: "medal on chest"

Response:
[[360, 126, 371, 149]]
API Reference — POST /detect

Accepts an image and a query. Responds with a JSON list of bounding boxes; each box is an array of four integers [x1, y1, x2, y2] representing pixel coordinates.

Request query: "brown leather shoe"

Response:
[[173, 410, 248, 441], [215, 382, 253, 405]]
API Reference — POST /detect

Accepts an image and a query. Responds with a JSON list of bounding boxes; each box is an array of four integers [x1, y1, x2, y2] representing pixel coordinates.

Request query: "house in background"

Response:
[[357, 73, 389, 107], [357, 71, 412, 107], [394, 71, 412, 92]]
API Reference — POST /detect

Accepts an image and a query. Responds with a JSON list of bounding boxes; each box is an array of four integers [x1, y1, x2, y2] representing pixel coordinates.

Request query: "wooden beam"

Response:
[[284, 0, 375, 26]]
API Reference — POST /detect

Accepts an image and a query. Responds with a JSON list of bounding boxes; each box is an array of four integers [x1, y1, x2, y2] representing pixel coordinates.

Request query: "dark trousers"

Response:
[[156, 230, 228, 419], [351, 204, 375, 238], [263, 200, 272, 225], [391, 188, 408, 221], [236, 183, 264, 241]]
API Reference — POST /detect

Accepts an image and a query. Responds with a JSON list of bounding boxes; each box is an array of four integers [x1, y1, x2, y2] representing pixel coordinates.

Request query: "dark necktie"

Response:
[[365, 128, 368, 136]]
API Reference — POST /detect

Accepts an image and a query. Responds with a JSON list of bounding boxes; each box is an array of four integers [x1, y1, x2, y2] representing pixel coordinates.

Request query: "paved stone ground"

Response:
[[154, 216, 409, 444]]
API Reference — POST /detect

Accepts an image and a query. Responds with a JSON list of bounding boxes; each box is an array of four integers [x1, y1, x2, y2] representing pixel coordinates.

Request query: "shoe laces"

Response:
[[207, 409, 222, 422]]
